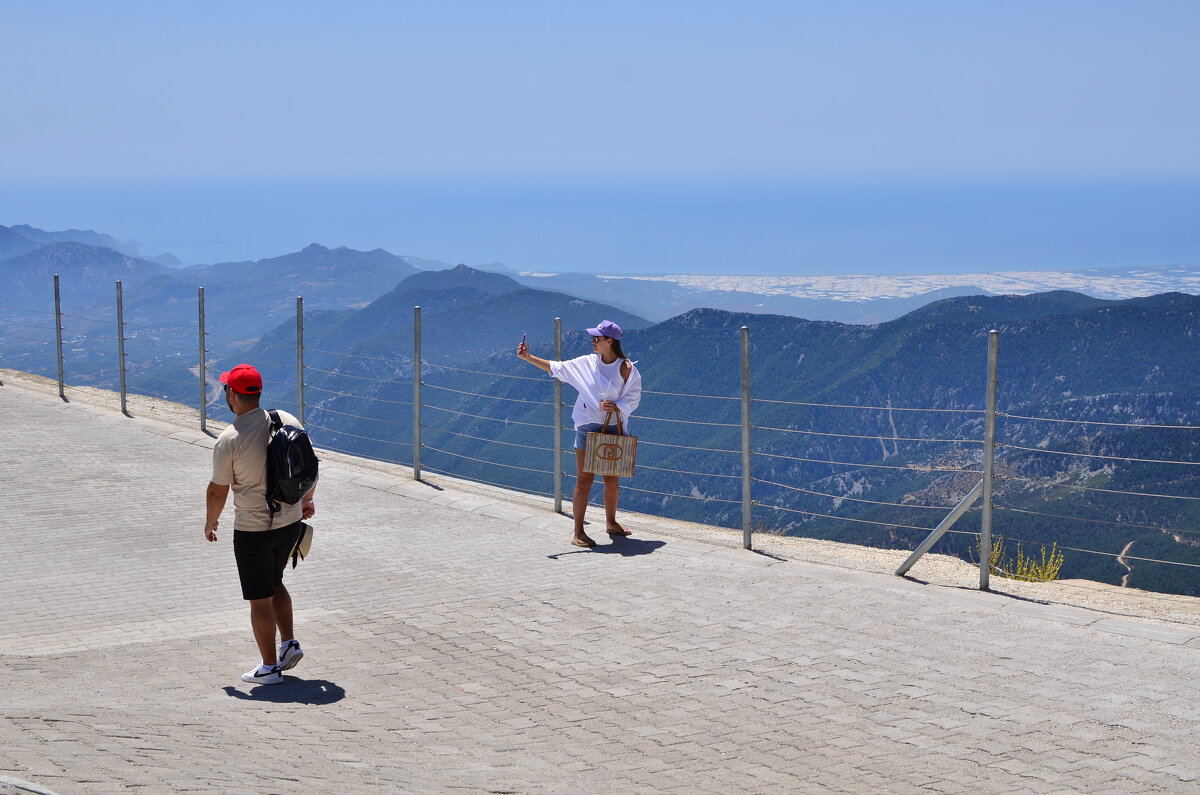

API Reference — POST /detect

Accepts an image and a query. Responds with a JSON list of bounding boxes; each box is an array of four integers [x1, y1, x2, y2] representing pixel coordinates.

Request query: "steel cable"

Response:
[[125, 384, 199, 405], [992, 504, 1200, 537], [128, 371, 198, 388], [204, 331, 295, 350], [754, 502, 958, 534], [121, 321, 196, 335], [1000, 412, 1200, 430], [63, 332, 120, 342], [636, 439, 741, 454], [420, 463, 552, 498], [1001, 476, 1200, 502], [753, 424, 983, 444], [314, 442, 411, 468], [0, 329, 60, 342], [637, 414, 742, 428], [423, 403, 553, 428], [422, 382, 554, 406], [310, 406, 409, 426], [996, 443, 1200, 467], [303, 346, 408, 364], [299, 365, 411, 383], [0, 304, 56, 315], [637, 464, 742, 480], [752, 397, 985, 414], [422, 361, 549, 382], [304, 384, 413, 406], [305, 422, 409, 446], [752, 449, 983, 473], [753, 477, 961, 510], [421, 444, 554, 475], [61, 312, 114, 324], [125, 385, 172, 400], [420, 424, 553, 452], [619, 484, 742, 504], [124, 339, 197, 354], [207, 352, 295, 369], [642, 388, 740, 401]]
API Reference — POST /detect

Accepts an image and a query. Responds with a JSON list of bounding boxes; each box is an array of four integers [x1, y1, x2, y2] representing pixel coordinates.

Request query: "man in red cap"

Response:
[[204, 363, 317, 685]]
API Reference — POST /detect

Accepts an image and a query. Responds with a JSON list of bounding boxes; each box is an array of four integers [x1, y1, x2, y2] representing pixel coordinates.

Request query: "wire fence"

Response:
[[3, 276, 1200, 598]]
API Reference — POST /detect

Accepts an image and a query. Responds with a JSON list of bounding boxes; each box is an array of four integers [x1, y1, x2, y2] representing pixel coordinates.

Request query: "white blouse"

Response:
[[548, 354, 643, 430]]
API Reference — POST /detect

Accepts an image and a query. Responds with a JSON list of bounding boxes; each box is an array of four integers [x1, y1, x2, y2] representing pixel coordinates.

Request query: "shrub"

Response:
[[974, 536, 1065, 583]]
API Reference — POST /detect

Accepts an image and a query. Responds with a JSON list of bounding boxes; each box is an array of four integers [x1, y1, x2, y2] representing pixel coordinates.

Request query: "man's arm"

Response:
[[301, 484, 317, 520], [205, 482, 230, 542]]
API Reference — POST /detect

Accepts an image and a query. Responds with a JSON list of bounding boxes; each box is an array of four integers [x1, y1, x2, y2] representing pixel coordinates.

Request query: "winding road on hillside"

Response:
[[1117, 540, 1135, 587]]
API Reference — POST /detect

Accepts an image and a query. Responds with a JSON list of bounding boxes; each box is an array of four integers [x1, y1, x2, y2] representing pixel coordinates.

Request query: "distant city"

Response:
[[527, 265, 1200, 303]]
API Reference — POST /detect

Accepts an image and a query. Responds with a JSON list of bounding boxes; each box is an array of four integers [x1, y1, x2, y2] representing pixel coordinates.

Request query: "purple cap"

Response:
[[586, 320, 623, 340]]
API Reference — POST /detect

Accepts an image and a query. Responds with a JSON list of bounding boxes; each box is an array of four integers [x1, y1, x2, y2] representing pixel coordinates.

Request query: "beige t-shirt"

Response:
[[212, 408, 309, 531]]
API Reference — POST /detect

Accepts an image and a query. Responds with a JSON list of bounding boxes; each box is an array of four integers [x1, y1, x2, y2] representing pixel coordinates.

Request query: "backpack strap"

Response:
[[266, 409, 282, 519]]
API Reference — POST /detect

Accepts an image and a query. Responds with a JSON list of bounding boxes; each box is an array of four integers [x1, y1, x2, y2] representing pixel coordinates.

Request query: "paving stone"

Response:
[[1091, 617, 1200, 645]]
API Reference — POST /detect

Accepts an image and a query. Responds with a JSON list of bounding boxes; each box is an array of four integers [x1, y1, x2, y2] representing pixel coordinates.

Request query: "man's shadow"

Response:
[[224, 677, 345, 704], [548, 535, 665, 560]]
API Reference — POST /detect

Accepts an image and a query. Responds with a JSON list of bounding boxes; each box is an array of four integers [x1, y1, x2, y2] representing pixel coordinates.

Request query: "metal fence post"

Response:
[[198, 287, 207, 433], [979, 329, 1000, 590], [413, 306, 422, 480], [116, 280, 127, 415], [741, 325, 752, 549], [553, 317, 563, 513], [53, 274, 65, 400], [296, 296, 305, 424], [895, 480, 983, 577]]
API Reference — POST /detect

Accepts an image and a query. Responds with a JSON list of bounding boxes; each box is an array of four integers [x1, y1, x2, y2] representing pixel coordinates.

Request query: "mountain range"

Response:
[[257, 264, 651, 376], [8, 222, 1199, 327], [0, 230, 425, 341]]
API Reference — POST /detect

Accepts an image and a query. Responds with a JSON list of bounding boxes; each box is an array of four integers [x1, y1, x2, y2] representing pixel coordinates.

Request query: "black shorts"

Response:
[[233, 521, 304, 601]]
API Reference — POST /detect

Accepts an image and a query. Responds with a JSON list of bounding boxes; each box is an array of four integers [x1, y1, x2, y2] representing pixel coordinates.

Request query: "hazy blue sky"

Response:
[[2, 1, 1198, 272]]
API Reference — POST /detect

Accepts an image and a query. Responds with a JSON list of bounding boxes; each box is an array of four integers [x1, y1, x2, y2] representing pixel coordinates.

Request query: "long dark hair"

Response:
[[607, 338, 629, 361]]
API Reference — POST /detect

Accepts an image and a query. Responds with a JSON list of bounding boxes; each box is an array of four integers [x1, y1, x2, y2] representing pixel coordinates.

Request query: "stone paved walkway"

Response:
[[2, 380, 1200, 794]]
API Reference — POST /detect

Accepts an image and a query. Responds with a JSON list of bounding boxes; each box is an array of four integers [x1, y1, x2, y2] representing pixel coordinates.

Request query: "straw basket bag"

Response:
[[583, 410, 637, 477]]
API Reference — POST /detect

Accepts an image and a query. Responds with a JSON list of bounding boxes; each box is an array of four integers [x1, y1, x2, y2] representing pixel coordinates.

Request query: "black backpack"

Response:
[[266, 409, 320, 519]]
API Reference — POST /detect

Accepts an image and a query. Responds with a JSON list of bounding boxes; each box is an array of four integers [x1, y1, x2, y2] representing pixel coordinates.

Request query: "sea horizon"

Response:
[[3, 175, 1198, 276]]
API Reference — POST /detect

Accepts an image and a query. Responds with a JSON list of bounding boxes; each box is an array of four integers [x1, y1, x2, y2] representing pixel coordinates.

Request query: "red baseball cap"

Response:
[[219, 363, 263, 395]]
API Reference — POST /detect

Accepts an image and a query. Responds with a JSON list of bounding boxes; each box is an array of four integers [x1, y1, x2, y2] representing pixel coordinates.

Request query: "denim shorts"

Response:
[[574, 422, 624, 450]]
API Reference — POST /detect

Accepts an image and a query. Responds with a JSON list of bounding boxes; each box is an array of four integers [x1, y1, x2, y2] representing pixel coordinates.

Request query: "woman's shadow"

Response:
[[547, 535, 665, 560], [224, 677, 345, 704]]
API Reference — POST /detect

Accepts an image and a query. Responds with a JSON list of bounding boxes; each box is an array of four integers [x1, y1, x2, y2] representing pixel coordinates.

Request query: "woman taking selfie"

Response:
[[517, 320, 642, 548]]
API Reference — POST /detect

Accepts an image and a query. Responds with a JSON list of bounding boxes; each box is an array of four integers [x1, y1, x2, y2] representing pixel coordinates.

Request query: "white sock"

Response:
[[259, 663, 277, 673]]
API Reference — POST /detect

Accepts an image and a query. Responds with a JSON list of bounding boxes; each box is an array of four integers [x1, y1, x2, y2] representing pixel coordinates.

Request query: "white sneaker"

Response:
[[279, 640, 304, 672], [241, 664, 283, 685]]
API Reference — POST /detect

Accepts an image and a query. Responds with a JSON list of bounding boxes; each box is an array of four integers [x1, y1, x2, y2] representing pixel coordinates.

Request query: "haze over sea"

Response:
[[5, 176, 1198, 276]]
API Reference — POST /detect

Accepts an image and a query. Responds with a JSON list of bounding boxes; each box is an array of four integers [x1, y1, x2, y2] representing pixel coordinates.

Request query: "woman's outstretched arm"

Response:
[[517, 341, 552, 373]]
